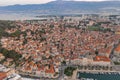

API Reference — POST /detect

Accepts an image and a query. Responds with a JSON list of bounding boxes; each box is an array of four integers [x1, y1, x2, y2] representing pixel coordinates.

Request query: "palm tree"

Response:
[[110, 66, 113, 70], [106, 66, 109, 70]]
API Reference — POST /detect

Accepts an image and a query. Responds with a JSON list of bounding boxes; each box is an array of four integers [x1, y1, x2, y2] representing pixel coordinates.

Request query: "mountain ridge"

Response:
[[0, 1, 120, 14]]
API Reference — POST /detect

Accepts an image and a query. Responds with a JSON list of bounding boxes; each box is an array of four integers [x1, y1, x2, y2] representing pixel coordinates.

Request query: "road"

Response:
[[111, 65, 120, 71], [109, 42, 120, 71]]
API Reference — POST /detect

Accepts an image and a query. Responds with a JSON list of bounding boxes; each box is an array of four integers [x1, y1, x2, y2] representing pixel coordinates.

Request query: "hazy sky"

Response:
[[0, 0, 119, 6]]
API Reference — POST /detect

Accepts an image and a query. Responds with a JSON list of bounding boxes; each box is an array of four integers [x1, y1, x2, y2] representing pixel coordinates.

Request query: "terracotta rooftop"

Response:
[[0, 72, 7, 80], [45, 65, 55, 74], [115, 44, 120, 52], [94, 56, 110, 62]]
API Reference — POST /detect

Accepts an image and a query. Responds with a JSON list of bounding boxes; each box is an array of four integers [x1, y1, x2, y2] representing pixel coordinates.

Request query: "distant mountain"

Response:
[[0, 1, 120, 14]]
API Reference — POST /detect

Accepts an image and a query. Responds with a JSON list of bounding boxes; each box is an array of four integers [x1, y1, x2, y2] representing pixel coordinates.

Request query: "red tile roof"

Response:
[[94, 56, 110, 62], [45, 65, 55, 74], [115, 44, 120, 52], [0, 72, 7, 80]]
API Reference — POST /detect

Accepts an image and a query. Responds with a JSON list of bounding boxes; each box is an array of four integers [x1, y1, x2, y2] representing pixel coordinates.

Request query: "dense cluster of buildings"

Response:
[[0, 15, 120, 78]]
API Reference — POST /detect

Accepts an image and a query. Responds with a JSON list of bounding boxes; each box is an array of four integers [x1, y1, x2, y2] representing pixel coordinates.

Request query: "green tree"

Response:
[[64, 67, 76, 76]]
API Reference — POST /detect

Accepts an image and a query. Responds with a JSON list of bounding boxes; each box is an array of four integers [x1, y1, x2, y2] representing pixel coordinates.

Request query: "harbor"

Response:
[[77, 70, 120, 80]]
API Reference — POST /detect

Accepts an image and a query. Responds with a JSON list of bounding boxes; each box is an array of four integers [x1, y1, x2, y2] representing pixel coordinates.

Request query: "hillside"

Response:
[[0, 1, 120, 14]]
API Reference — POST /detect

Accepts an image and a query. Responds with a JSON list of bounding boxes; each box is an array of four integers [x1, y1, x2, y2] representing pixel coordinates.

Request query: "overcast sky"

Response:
[[0, 0, 119, 6]]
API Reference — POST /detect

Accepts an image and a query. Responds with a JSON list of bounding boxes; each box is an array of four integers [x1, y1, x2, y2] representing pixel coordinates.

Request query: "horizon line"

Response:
[[0, 0, 119, 7]]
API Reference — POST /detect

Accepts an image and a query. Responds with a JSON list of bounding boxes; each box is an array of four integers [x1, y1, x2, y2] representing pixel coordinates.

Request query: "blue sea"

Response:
[[0, 13, 44, 20], [77, 72, 120, 80]]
